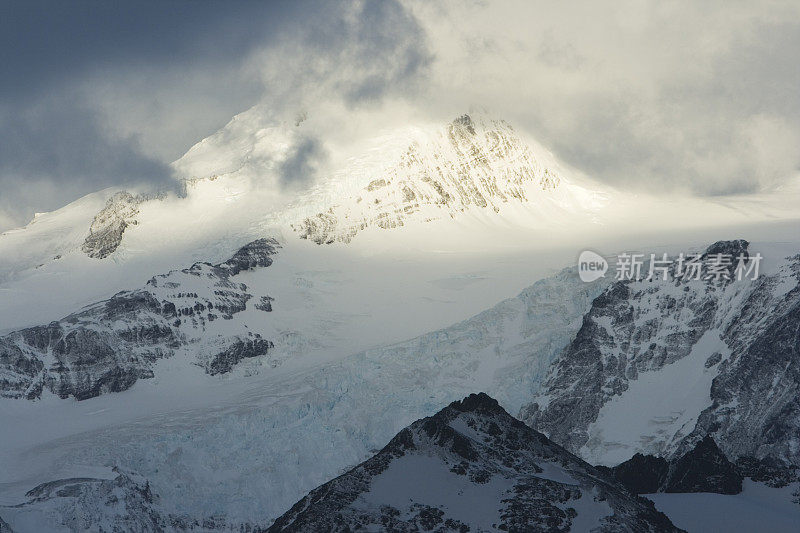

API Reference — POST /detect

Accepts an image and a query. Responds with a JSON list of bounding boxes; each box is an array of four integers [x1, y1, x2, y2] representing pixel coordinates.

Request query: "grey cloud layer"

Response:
[[0, 0, 429, 230], [412, 0, 800, 195], [1, 0, 798, 231]]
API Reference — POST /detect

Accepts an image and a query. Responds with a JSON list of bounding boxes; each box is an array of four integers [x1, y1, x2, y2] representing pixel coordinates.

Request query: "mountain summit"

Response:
[[291, 114, 568, 244], [269, 392, 681, 532]]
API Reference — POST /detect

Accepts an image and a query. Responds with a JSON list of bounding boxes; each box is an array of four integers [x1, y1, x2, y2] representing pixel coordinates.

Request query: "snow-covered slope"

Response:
[[647, 479, 800, 533], [0, 262, 604, 526], [0, 111, 606, 341], [0, 239, 279, 400], [1, 469, 181, 532], [522, 240, 800, 475], [269, 393, 680, 532], [2, 108, 793, 331], [0, 189, 116, 285], [2, 238, 800, 529]]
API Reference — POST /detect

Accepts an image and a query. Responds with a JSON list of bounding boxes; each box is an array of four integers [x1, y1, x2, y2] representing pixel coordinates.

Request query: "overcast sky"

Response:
[[1, 0, 798, 231]]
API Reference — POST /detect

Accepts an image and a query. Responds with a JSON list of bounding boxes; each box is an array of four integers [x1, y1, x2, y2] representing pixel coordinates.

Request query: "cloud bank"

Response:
[[1, 0, 798, 231], [409, 0, 800, 195], [0, 0, 428, 229]]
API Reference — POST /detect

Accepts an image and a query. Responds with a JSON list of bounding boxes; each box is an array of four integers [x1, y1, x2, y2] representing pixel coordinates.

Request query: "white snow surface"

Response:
[[647, 480, 800, 533], [0, 109, 797, 332], [0, 262, 604, 524], [581, 329, 731, 466]]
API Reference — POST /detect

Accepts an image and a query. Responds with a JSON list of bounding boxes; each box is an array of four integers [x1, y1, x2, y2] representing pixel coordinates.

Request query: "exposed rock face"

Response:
[[293, 114, 562, 244], [217, 238, 278, 275], [599, 455, 669, 495], [522, 240, 800, 483], [663, 436, 742, 494], [269, 393, 682, 533], [736, 456, 800, 488], [0, 239, 281, 400], [203, 336, 274, 376], [81, 192, 145, 259], [254, 296, 274, 312], [603, 437, 742, 495]]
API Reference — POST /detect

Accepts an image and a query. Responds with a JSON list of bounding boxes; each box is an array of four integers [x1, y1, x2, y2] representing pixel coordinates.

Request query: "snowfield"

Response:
[[1, 109, 799, 530], [647, 480, 800, 533]]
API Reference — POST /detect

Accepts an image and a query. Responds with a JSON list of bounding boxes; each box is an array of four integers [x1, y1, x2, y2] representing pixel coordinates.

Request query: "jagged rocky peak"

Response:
[[521, 239, 800, 484], [217, 237, 280, 276], [601, 436, 743, 495], [269, 392, 681, 532], [450, 390, 508, 415], [0, 238, 282, 401], [81, 191, 162, 259], [293, 113, 562, 244], [704, 238, 749, 258]]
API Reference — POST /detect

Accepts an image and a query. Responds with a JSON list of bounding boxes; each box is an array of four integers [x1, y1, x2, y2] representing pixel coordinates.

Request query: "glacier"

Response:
[[0, 263, 606, 526]]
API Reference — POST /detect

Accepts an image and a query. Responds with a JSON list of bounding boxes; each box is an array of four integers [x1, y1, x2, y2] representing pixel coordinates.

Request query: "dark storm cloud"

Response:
[[337, 0, 430, 104], [278, 135, 328, 187], [0, 0, 289, 226], [0, 0, 431, 230], [0, 0, 297, 103], [0, 92, 173, 185], [251, 0, 431, 108]]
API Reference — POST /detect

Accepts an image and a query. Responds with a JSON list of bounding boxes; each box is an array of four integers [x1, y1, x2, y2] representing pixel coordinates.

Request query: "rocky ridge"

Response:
[[522, 239, 800, 484], [269, 393, 681, 533], [81, 191, 163, 259], [599, 436, 743, 495], [0, 238, 280, 400]]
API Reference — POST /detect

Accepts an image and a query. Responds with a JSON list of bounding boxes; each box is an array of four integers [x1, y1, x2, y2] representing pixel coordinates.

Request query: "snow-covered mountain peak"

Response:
[[269, 392, 681, 532], [288, 113, 575, 244]]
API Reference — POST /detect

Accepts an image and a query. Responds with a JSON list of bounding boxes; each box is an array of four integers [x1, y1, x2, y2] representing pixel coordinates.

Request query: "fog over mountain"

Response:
[[3, 0, 799, 231]]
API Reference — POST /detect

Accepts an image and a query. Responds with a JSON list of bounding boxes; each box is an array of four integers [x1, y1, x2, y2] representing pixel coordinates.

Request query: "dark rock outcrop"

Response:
[[600, 454, 669, 495], [204, 337, 274, 376], [82, 192, 146, 259], [663, 436, 742, 494], [605, 437, 742, 495], [0, 515, 14, 532], [254, 296, 274, 312], [217, 238, 279, 275]]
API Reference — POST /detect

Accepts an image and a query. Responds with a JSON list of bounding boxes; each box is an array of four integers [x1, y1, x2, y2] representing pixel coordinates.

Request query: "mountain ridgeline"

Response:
[[523, 239, 800, 486], [0, 239, 280, 400], [265, 393, 682, 532]]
